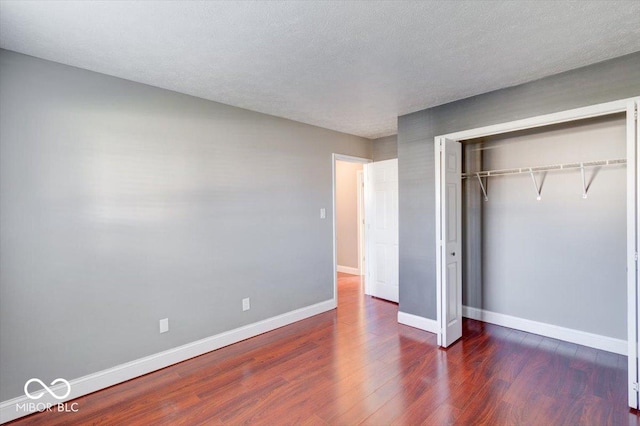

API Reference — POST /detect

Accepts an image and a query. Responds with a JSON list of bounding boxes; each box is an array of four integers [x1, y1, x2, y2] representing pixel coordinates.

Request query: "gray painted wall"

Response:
[[372, 135, 397, 161], [0, 49, 371, 401], [398, 51, 640, 320], [463, 115, 626, 339]]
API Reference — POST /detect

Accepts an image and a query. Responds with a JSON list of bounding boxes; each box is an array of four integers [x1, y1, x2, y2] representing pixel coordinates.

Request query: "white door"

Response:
[[364, 159, 399, 302], [436, 138, 463, 347], [628, 100, 639, 409]]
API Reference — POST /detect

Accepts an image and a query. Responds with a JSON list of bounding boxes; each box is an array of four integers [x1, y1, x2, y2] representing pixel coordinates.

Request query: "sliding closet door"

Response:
[[628, 100, 640, 409], [436, 138, 463, 347]]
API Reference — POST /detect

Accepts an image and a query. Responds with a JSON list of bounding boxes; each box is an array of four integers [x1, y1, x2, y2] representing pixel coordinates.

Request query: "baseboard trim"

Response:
[[398, 311, 439, 334], [337, 265, 360, 275], [0, 299, 335, 424], [462, 306, 626, 355]]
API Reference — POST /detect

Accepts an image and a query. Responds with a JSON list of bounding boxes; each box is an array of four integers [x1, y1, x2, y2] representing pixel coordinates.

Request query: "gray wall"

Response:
[[398, 51, 640, 321], [463, 115, 626, 339], [0, 49, 371, 401], [372, 135, 397, 161]]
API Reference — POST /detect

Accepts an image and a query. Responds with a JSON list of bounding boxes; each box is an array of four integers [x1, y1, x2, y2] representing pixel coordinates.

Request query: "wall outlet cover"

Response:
[[159, 318, 169, 333]]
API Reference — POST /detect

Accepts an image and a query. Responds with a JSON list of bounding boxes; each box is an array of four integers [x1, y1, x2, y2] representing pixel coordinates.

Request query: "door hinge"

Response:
[[635, 252, 638, 262], [633, 382, 639, 392]]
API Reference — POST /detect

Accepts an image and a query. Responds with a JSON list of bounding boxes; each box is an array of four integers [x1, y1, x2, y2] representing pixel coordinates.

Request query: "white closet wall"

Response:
[[462, 114, 626, 340]]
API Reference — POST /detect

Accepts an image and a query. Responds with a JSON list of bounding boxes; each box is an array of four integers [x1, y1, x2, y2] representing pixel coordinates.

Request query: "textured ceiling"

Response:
[[1, 1, 639, 139]]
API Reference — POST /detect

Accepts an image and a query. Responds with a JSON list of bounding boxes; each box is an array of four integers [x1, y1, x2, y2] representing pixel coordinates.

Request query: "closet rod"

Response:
[[461, 158, 626, 179]]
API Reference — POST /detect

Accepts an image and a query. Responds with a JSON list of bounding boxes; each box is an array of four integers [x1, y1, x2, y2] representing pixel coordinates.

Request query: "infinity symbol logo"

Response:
[[24, 378, 71, 400]]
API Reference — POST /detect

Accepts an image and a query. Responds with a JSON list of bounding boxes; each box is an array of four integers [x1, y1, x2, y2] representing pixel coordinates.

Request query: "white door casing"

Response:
[[364, 159, 399, 303], [357, 170, 365, 277], [435, 138, 463, 347], [628, 100, 639, 409]]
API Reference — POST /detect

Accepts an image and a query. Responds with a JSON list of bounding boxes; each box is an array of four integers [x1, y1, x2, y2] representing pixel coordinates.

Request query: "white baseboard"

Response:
[[0, 299, 335, 424], [462, 306, 626, 355], [398, 311, 439, 334], [337, 265, 360, 275]]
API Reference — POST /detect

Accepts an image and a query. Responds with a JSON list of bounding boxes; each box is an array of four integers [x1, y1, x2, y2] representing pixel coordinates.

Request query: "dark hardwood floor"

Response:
[[10, 273, 638, 425]]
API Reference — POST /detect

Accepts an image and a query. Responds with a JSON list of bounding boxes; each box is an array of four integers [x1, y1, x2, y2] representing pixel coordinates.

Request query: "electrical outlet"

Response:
[[159, 318, 169, 333], [242, 298, 250, 311]]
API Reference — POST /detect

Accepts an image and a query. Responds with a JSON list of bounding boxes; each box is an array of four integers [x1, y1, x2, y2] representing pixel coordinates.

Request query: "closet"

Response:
[[434, 97, 640, 408]]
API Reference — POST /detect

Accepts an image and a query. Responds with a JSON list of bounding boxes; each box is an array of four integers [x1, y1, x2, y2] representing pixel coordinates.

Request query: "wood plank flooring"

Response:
[[9, 273, 638, 425]]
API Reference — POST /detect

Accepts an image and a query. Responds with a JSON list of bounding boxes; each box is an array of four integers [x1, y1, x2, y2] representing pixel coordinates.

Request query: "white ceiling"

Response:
[[1, 1, 639, 139]]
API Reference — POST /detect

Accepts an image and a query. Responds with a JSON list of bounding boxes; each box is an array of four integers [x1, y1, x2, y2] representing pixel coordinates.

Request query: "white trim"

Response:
[[462, 306, 626, 356], [333, 154, 372, 164], [337, 265, 360, 275], [0, 299, 335, 424], [332, 153, 372, 305], [357, 170, 364, 278], [434, 137, 443, 346], [440, 97, 637, 142], [636, 99, 640, 408], [363, 163, 372, 296], [629, 99, 640, 408], [398, 311, 439, 334]]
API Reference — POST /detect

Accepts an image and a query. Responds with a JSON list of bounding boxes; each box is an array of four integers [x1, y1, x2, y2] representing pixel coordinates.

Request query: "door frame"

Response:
[[357, 170, 365, 279], [332, 154, 372, 306], [434, 97, 640, 407]]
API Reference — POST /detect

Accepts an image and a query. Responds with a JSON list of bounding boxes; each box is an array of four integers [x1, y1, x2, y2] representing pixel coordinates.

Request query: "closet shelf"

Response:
[[461, 158, 626, 179]]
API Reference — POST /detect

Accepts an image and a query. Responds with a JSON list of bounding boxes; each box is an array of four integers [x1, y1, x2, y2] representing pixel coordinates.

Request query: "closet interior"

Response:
[[460, 113, 627, 343]]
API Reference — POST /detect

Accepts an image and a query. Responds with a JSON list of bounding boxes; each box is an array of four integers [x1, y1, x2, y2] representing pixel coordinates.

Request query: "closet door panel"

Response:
[[439, 138, 463, 347]]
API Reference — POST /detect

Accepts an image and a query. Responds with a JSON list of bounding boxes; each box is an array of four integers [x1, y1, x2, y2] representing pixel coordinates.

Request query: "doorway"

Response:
[[332, 154, 370, 306], [335, 159, 365, 276], [332, 154, 399, 306]]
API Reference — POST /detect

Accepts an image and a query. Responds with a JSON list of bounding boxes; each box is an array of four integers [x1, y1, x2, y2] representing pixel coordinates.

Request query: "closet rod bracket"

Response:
[[580, 163, 588, 199], [476, 173, 488, 201], [529, 168, 542, 201]]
